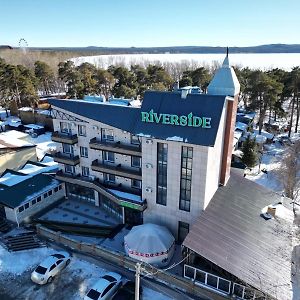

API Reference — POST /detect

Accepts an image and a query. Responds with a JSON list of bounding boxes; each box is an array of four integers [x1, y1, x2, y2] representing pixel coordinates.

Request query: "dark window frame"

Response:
[[156, 143, 168, 206]]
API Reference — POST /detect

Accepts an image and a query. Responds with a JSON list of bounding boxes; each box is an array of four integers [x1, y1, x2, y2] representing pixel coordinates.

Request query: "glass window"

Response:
[[37, 196, 42, 202], [132, 179, 142, 189], [178, 221, 189, 243], [24, 203, 29, 209], [18, 206, 24, 213], [60, 122, 71, 133], [78, 124, 86, 136], [179, 146, 193, 212], [80, 146, 88, 158], [54, 187, 59, 193], [131, 156, 141, 168], [59, 185, 62, 190], [103, 151, 115, 162], [131, 134, 140, 145], [62, 143, 73, 154], [32, 199, 36, 205], [44, 193, 48, 199], [65, 165, 75, 174], [103, 173, 115, 183], [101, 128, 114, 141], [48, 190, 52, 196], [156, 143, 168, 206], [82, 166, 90, 177]]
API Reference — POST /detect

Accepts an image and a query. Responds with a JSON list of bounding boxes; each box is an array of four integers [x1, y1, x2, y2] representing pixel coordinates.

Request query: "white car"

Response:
[[31, 251, 71, 284], [84, 272, 122, 300]]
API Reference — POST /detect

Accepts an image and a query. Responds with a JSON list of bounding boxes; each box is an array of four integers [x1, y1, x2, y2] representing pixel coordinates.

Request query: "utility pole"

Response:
[[135, 262, 141, 300]]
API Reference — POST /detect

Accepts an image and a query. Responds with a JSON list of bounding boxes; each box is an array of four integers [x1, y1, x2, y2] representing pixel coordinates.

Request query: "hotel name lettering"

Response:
[[141, 110, 212, 128]]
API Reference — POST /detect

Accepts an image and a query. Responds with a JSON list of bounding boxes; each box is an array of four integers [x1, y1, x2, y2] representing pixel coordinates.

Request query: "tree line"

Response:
[[0, 56, 300, 136]]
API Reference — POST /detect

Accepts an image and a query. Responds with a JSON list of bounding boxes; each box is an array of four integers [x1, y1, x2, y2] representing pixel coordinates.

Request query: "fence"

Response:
[[184, 265, 267, 300], [36, 225, 229, 300]]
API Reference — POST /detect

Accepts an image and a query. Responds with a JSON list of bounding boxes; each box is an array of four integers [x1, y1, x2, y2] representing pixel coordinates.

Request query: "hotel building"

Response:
[[49, 54, 240, 241]]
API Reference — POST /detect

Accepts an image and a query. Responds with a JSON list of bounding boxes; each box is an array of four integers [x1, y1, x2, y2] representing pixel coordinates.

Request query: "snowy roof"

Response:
[[18, 107, 33, 112], [19, 162, 58, 176], [235, 121, 248, 132], [207, 54, 240, 97], [0, 135, 35, 149], [24, 124, 44, 130], [253, 129, 274, 140], [0, 173, 59, 208], [183, 172, 293, 300], [0, 130, 29, 140], [107, 188, 142, 203]]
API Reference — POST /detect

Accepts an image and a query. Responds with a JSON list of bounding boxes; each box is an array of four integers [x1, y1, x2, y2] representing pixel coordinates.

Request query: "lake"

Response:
[[70, 53, 300, 71]]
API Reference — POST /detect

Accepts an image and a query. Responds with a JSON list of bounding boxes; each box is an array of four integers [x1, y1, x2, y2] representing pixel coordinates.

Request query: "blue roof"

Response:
[[49, 91, 226, 147]]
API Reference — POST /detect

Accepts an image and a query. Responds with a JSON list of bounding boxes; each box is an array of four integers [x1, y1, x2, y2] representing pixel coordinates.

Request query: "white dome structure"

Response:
[[124, 223, 175, 267]]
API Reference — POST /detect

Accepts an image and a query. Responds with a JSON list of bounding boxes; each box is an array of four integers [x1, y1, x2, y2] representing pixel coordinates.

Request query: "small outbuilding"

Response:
[[124, 223, 175, 267]]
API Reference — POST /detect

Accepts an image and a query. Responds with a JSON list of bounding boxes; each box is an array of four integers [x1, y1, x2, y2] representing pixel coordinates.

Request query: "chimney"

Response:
[[267, 206, 276, 217], [207, 49, 240, 185]]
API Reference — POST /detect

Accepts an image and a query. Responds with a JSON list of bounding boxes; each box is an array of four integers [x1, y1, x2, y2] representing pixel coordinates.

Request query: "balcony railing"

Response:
[[52, 131, 78, 145], [53, 152, 80, 166], [55, 171, 146, 211], [89, 138, 141, 157], [91, 160, 142, 180]]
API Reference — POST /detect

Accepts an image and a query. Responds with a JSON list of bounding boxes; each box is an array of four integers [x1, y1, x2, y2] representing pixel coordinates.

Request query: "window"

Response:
[[179, 146, 193, 212], [18, 206, 24, 213], [49, 264, 56, 272], [157, 143, 168, 206], [131, 156, 141, 168], [78, 124, 86, 136], [103, 173, 115, 183], [24, 203, 29, 209], [60, 122, 71, 133], [56, 260, 63, 266], [132, 179, 142, 189], [65, 165, 75, 174], [82, 166, 89, 177], [80, 146, 88, 158], [131, 134, 140, 145], [37, 196, 42, 202], [62, 143, 73, 154], [44, 193, 48, 199], [48, 190, 52, 197], [59, 185, 62, 190], [32, 199, 37, 205], [178, 221, 189, 243], [102, 283, 115, 297], [54, 187, 59, 193], [103, 151, 115, 163], [101, 128, 114, 141]]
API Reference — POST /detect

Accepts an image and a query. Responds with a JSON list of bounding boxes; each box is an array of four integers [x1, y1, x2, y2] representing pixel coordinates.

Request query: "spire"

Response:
[[207, 48, 240, 97]]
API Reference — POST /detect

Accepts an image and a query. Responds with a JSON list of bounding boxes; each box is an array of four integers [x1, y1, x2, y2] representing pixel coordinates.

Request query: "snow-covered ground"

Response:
[[70, 53, 300, 71], [27, 132, 57, 160], [0, 245, 172, 300]]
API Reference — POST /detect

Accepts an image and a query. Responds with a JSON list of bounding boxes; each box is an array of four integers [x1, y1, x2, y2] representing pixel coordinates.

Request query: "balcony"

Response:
[[89, 138, 141, 157], [91, 160, 142, 181], [55, 171, 146, 211], [52, 131, 78, 145], [53, 152, 80, 166]]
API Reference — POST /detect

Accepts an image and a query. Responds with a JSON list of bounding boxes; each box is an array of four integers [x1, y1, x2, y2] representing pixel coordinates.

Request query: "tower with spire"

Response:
[[207, 49, 240, 185]]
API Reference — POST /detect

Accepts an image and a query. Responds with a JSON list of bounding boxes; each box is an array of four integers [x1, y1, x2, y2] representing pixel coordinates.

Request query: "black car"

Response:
[[112, 281, 142, 300]]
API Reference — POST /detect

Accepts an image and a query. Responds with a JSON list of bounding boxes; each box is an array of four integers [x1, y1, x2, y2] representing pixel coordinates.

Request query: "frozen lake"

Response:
[[71, 53, 300, 71]]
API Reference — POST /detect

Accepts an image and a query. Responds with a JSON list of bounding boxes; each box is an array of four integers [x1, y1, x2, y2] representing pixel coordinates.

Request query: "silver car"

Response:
[[31, 251, 71, 284]]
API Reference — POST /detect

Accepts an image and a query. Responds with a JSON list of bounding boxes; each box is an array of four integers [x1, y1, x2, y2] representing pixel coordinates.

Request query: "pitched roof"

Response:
[[49, 98, 139, 132], [50, 91, 227, 147], [183, 172, 293, 300], [0, 173, 59, 208]]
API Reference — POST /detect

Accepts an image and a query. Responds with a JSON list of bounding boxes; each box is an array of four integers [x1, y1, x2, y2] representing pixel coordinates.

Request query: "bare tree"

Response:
[[278, 140, 300, 202]]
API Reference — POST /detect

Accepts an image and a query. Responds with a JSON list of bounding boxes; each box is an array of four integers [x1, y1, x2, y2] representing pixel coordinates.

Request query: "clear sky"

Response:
[[1, 0, 299, 48]]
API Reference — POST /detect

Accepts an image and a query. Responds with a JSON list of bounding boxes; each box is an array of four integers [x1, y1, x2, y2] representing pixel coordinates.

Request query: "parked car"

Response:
[[84, 272, 122, 300], [112, 280, 142, 300], [31, 251, 71, 284]]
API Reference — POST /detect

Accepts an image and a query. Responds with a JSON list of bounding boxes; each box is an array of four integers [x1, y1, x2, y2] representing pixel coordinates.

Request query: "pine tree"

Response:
[[241, 135, 258, 168]]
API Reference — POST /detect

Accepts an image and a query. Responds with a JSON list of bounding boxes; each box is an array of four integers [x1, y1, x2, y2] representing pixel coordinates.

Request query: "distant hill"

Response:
[[28, 44, 300, 54]]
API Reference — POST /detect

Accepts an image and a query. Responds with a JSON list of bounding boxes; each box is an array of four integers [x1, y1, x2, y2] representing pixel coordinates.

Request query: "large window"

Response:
[[132, 179, 142, 189], [157, 143, 168, 206], [65, 165, 75, 174], [131, 156, 141, 168], [103, 173, 115, 183], [82, 166, 89, 177], [178, 221, 189, 243], [101, 128, 114, 141], [179, 146, 193, 212], [103, 151, 115, 163], [60, 122, 71, 134], [63, 143, 73, 154], [131, 134, 140, 145], [80, 146, 88, 158], [78, 124, 86, 136]]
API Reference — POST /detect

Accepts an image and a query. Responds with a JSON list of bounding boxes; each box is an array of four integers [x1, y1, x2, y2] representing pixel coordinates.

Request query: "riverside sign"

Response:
[[141, 110, 212, 128]]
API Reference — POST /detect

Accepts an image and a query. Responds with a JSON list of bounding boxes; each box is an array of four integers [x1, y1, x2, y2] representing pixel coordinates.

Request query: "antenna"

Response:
[[226, 46, 229, 56]]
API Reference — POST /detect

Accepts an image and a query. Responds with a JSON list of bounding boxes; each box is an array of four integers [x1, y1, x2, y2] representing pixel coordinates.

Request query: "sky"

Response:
[[1, 0, 300, 48]]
